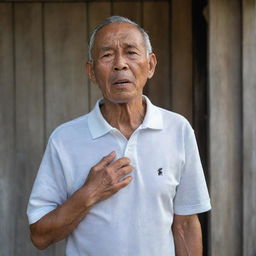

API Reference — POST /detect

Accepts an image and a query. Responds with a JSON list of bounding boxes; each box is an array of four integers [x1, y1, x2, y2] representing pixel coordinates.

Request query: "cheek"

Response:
[[94, 66, 109, 83], [136, 64, 150, 82]]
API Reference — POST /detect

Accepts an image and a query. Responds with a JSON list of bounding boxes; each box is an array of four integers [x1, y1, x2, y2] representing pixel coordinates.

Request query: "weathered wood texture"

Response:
[[143, 0, 171, 109], [87, 1, 111, 109], [209, 0, 242, 255], [44, 3, 88, 254], [14, 4, 47, 255], [243, 0, 256, 255], [44, 3, 88, 138], [171, 0, 193, 122], [112, 1, 142, 24], [0, 3, 15, 256], [0, 2, 184, 255], [192, 1, 209, 254]]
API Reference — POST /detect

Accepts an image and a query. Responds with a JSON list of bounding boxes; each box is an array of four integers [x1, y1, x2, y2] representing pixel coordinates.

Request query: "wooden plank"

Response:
[[209, 0, 242, 255], [112, 1, 142, 25], [171, 0, 193, 122], [44, 4, 87, 253], [192, 2, 209, 253], [87, 1, 111, 109], [0, 3, 15, 256], [192, 1, 208, 168], [143, 1, 170, 109], [243, 0, 256, 255], [44, 2, 88, 138], [13, 3, 52, 256]]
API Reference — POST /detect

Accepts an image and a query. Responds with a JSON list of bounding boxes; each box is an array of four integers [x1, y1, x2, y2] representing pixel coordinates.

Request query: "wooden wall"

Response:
[[209, 0, 256, 255], [0, 1, 200, 255], [242, 0, 256, 255], [3, 0, 256, 255]]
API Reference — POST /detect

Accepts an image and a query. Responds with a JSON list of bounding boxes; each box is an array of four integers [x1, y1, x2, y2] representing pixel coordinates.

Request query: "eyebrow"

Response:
[[99, 46, 113, 52], [124, 44, 140, 51], [99, 43, 140, 52]]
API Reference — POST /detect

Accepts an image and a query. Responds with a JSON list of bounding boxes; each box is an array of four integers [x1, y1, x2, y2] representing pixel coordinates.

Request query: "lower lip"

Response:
[[113, 82, 131, 86]]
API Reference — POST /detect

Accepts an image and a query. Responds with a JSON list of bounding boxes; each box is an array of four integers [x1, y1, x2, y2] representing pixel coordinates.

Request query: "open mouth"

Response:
[[113, 79, 131, 85]]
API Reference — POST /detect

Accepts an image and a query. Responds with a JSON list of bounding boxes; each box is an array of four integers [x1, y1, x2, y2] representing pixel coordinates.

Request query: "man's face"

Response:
[[86, 22, 157, 103]]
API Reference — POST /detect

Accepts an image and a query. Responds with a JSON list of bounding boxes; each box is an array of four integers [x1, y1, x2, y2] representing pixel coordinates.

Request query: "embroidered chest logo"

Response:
[[157, 168, 163, 176]]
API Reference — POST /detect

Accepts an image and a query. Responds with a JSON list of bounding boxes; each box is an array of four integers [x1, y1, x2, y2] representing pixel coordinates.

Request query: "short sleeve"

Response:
[[173, 122, 211, 215], [27, 137, 68, 224]]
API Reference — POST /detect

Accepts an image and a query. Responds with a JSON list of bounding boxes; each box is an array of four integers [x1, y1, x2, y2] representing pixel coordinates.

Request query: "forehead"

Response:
[[94, 22, 145, 49]]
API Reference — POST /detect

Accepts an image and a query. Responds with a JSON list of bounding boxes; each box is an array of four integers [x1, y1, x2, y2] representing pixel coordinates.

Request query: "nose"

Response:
[[113, 54, 128, 71]]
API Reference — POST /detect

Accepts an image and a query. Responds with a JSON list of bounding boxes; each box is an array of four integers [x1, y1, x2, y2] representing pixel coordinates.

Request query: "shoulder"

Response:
[[156, 106, 193, 132], [49, 113, 90, 144]]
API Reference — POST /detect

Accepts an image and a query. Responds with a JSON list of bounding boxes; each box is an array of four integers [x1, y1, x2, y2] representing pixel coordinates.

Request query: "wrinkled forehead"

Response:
[[93, 22, 145, 50]]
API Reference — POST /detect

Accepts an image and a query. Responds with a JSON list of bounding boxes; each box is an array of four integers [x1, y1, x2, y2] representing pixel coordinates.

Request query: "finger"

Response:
[[116, 165, 133, 178], [109, 157, 131, 170], [95, 151, 116, 169], [115, 176, 133, 190]]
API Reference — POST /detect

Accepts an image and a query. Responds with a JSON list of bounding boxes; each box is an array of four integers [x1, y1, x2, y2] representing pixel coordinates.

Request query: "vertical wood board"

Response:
[[209, 0, 242, 255], [13, 3, 50, 256], [171, 0, 193, 122], [192, 2, 209, 253], [45, 3, 88, 138], [0, 3, 15, 256], [243, 0, 256, 255], [87, 2, 111, 109], [112, 1, 142, 25], [143, 1, 170, 109], [44, 4, 88, 254]]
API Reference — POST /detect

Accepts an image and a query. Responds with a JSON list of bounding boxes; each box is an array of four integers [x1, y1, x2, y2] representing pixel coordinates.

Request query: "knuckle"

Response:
[[104, 167, 112, 175], [91, 166, 97, 172], [122, 157, 130, 163], [103, 168, 116, 183], [127, 165, 133, 172], [122, 166, 133, 175], [112, 184, 121, 192], [102, 155, 109, 161], [118, 157, 129, 164]]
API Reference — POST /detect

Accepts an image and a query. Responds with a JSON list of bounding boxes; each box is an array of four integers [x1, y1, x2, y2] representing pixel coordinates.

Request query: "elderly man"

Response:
[[27, 16, 211, 255]]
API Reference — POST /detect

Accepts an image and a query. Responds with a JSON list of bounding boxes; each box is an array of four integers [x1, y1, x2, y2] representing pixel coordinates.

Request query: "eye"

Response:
[[102, 53, 112, 58], [128, 51, 137, 55]]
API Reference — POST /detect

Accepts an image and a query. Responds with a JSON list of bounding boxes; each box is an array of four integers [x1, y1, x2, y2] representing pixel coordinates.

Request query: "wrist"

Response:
[[77, 185, 98, 209]]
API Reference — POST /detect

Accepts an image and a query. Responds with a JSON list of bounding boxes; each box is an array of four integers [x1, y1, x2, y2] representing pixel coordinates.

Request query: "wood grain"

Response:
[[171, 0, 193, 122], [44, 3, 88, 254], [112, 1, 142, 25], [44, 3, 88, 137], [243, 0, 256, 255], [0, 3, 15, 256], [209, 0, 242, 255], [13, 3, 53, 256], [192, 2, 209, 253], [87, 1, 111, 109], [143, 1, 170, 109]]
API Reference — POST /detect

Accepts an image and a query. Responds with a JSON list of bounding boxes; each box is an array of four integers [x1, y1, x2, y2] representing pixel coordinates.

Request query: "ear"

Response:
[[147, 53, 157, 79], [85, 61, 96, 84]]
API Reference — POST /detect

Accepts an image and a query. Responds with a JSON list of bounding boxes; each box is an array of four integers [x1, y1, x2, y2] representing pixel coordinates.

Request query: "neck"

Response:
[[100, 96, 146, 139]]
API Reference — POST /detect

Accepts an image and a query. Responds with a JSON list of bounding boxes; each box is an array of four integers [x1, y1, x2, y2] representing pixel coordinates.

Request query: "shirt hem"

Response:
[[27, 207, 55, 224], [174, 199, 211, 215]]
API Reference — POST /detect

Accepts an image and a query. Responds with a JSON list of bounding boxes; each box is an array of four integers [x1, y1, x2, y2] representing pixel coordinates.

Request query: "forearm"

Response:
[[30, 152, 132, 250], [172, 215, 203, 256], [30, 186, 94, 250]]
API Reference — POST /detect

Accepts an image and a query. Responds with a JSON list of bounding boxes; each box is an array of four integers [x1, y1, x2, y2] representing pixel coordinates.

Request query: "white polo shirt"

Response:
[[27, 96, 211, 256]]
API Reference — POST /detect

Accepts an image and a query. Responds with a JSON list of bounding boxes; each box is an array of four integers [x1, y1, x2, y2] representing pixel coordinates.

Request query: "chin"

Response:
[[108, 98, 130, 104], [107, 93, 142, 104]]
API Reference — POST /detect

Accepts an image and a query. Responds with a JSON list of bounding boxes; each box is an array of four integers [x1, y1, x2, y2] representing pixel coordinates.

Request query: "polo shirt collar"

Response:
[[88, 96, 163, 139], [141, 96, 163, 130]]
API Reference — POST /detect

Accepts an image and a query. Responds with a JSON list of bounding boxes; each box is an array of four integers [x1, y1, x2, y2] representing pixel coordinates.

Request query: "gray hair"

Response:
[[88, 16, 152, 61]]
